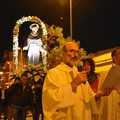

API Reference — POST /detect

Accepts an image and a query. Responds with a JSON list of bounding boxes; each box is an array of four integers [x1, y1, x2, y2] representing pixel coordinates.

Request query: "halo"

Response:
[[29, 23, 39, 30]]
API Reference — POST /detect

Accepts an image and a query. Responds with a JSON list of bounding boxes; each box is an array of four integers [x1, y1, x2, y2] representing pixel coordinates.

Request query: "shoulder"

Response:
[[48, 63, 63, 74], [47, 67, 58, 76]]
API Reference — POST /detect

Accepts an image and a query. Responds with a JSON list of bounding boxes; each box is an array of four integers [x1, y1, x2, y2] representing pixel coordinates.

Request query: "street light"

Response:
[[70, 0, 73, 39]]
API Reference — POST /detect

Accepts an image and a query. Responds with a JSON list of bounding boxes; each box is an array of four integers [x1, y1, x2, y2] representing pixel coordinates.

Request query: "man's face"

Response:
[[62, 43, 80, 67], [113, 49, 120, 66], [20, 75, 28, 86]]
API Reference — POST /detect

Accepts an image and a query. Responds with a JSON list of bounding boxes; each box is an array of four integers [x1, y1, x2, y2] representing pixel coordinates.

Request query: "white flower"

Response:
[[27, 73, 32, 78], [34, 75, 40, 82], [33, 71, 37, 75]]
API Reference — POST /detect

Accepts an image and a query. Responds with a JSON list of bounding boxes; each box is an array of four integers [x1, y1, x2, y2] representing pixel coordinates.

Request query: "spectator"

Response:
[[0, 83, 6, 119], [8, 73, 34, 120], [32, 83, 43, 120], [81, 57, 99, 93], [5, 87, 12, 120]]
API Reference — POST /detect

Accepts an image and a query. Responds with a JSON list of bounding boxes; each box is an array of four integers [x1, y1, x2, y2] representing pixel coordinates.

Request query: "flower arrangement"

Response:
[[11, 16, 87, 86], [10, 62, 47, 87], [13, 16, 47, 72]]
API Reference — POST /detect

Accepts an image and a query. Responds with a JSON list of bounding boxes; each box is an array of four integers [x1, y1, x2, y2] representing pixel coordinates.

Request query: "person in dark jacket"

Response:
[[0, 83, 6, 119], [0, 83, 12, 120], [32, 83, 43, 120], [8, 73, 34, 120]]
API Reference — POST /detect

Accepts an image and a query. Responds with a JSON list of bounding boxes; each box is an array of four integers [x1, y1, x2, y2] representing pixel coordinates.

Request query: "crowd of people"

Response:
[[0, 41, 120, 120], [42, 42, 105, 120], [0, 73, 43, 120]]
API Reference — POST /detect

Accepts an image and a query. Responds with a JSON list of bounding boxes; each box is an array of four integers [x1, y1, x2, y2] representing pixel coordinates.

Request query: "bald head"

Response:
[[62, 42, 79, 52]]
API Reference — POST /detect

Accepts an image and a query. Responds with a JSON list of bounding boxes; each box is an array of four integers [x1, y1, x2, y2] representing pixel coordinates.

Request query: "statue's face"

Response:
[[32, 26, 39, 34]]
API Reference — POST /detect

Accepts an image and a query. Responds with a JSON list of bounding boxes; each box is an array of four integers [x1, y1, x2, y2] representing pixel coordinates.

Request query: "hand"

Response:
[[101, 87, 113, 96], [23, 47, 25, 50], [95, 87, 113, 101], [74, 71, 88, 85], [70, 71, 87, 92], [23, 46, 28, 50]]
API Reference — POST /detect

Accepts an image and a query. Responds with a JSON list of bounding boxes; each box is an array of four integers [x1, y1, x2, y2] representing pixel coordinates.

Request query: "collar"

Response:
[[56, 62, 77, 73]]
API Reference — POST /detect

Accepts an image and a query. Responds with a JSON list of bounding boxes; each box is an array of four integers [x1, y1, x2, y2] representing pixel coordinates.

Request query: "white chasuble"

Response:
[[42, 62, 98, 120]]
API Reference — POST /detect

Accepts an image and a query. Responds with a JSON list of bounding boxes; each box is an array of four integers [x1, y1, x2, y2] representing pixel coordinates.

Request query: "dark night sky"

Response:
[[0, 0, 120, 59]]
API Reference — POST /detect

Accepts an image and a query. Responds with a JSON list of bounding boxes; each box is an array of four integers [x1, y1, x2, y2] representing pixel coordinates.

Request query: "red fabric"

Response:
[[90, 78, 99, 93]]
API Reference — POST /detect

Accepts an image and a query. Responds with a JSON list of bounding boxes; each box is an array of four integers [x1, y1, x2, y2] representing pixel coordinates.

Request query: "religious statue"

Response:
[[23, 23, 47, 65]]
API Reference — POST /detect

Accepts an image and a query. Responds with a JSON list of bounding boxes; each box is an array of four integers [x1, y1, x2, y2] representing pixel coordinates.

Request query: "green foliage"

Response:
[[11, 23, 87, 86]]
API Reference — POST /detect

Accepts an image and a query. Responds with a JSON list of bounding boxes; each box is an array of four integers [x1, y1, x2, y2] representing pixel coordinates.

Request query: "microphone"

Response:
[[77, 61, 83, 72], [77, 61, 86, 84]]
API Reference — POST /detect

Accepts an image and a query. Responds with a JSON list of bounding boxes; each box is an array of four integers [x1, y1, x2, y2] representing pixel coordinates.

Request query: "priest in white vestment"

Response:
[[42, 42, 112, 120], [98, 47, 120, 120]]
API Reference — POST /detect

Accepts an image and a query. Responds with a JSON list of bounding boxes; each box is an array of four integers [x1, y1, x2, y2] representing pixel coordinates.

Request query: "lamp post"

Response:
[[70, 0, 73, 39]]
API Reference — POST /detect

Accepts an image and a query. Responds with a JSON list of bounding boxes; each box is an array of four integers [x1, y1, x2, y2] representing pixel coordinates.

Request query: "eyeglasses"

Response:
[[64, 49, 80, 55]]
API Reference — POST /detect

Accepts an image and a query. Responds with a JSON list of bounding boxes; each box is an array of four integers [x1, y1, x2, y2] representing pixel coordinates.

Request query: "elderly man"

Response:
[[42, 42, 112, 120]]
